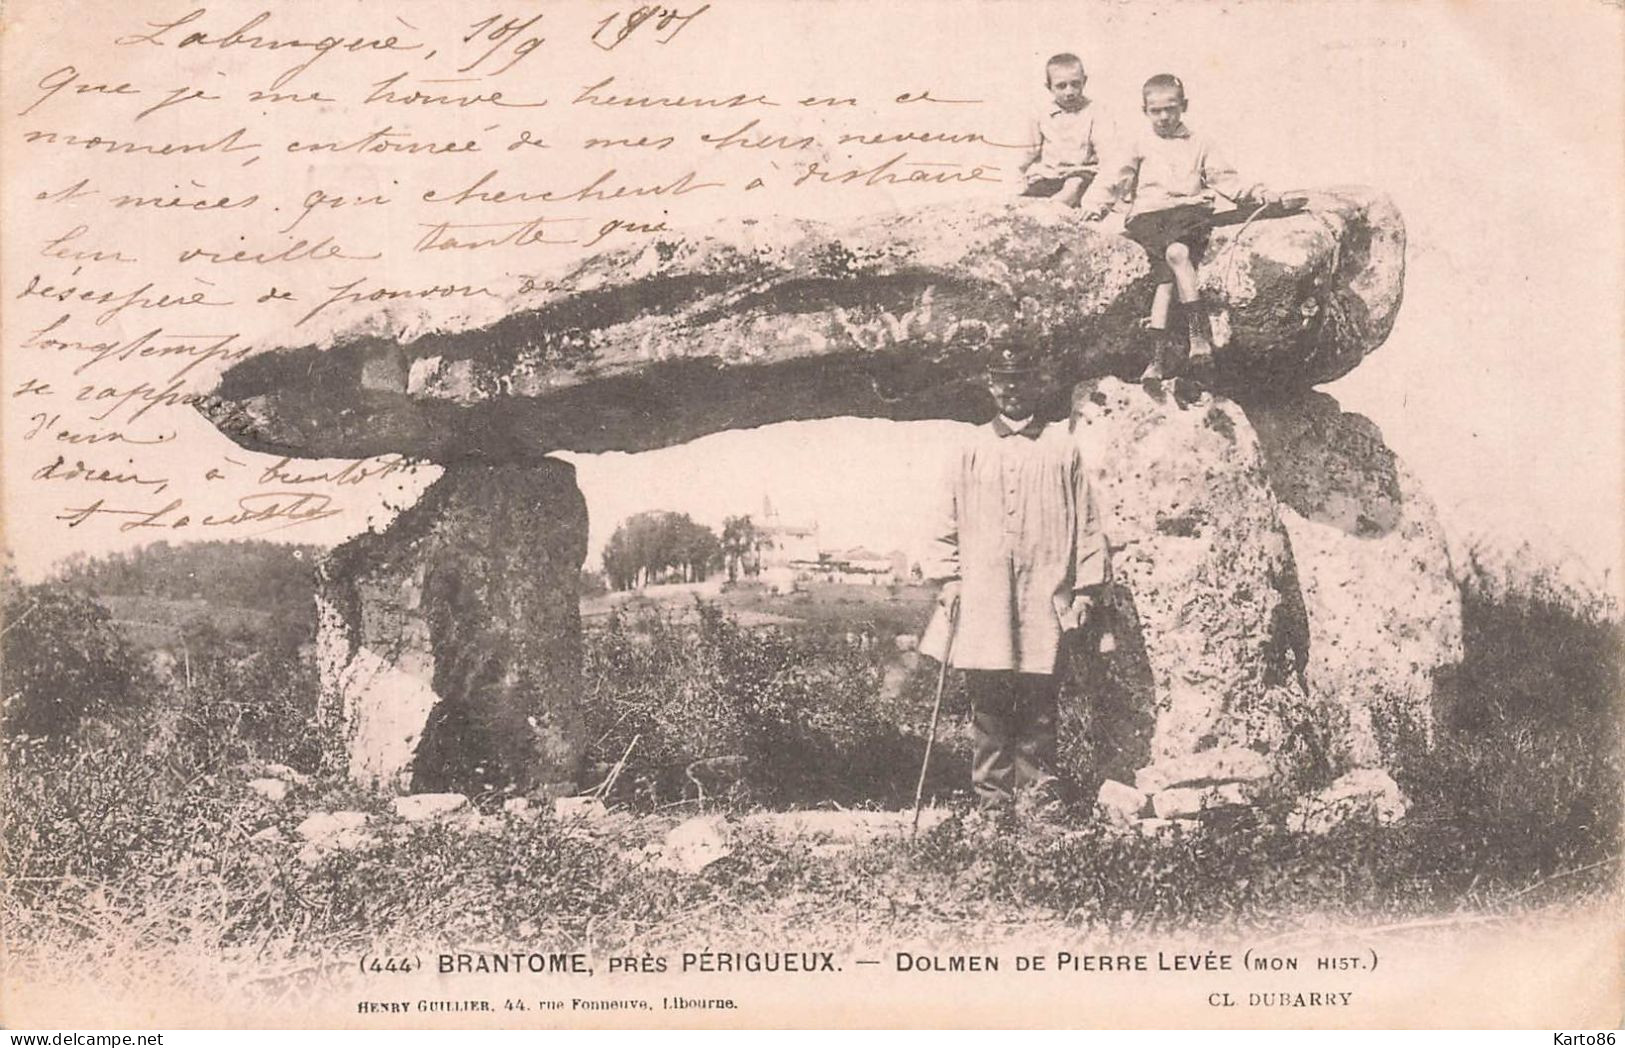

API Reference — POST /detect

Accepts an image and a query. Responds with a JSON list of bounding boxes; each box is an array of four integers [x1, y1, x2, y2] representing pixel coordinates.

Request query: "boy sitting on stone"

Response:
[[1017, 53, 1112, 209], [1085, 73, 1277, 385]]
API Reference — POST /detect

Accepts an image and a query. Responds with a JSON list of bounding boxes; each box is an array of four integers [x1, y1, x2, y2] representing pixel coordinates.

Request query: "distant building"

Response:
[[735, 498, 911, 591], [801, 546, 910, 586], [822, 547, 889, 584], [756, 497, 819, 594]]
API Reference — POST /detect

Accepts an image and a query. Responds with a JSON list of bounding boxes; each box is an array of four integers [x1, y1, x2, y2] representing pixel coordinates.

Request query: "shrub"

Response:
[[581, 603, 951, 807], [1, 738, 178, 888], [1389, 569, 1619, 902], [2, 581, 153, 739], [1451, 580, 1621, 732], [4, 547, 1619, 981], [162, 634, 327, 777], [1391, 574, 1623, 882]]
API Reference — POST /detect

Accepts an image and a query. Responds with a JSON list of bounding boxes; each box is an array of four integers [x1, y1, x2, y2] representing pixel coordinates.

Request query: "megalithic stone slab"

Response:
[[1064, 377, 1322, 786], [1202, 188, 1405, 390], [1064, 379, 1458, 803], [315, 460, 587, 795], [199, 190, 1404, 463], [1244, 390, 1463, 770]]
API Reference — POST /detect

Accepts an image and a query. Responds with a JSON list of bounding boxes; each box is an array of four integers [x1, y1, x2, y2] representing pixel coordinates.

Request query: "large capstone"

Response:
[[1201, 188, 1405, 390], [200, 190, 1404, 463], [315, 460, 587, 795]]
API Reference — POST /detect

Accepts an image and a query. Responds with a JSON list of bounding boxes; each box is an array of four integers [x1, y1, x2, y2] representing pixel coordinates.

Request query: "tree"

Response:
[[678, 521, 721, 583], [601, 512, 722, 590], [602, 516, 652, 590], [721, 515, 759, 583]]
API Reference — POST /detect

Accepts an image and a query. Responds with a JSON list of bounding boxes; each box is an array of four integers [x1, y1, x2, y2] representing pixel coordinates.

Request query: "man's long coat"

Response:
[[919, 417, 1109, 674]]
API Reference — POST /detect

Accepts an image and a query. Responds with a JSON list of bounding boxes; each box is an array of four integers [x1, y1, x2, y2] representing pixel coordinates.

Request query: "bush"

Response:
[[3, 549, 1619, 984], [1451, 581, 1621, 732], [1, 738, 180, 888], [1393, 575, 1624, 881], [582, 603, 946, 807], [2, 581, 154, 739], [163, 634, 327, 777]]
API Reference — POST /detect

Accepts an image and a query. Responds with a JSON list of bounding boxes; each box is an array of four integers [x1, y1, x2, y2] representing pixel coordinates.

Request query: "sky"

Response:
[[3, 1, 1621, 594]]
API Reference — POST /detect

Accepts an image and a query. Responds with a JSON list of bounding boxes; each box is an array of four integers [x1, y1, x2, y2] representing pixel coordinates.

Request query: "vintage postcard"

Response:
[[1, 0, 1620, 1030]]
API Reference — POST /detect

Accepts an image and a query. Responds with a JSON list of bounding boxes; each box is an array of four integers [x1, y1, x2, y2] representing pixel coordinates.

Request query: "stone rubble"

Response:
[[1287, 769, 1409, 835], [392, 793, 469, 823], [245, 778, 289, 803], [1094, 780, 1149, 828], [656, 815, 733, 874]]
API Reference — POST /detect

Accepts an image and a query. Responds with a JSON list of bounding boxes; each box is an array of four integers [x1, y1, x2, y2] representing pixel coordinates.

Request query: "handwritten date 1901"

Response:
[[591, 5, 711, 51]]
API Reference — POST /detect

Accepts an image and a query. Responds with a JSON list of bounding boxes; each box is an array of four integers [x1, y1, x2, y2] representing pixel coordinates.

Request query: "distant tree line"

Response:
[[601, 511, 722, 590], [51, 539, 323, 652], [54, 540, 321, 611]]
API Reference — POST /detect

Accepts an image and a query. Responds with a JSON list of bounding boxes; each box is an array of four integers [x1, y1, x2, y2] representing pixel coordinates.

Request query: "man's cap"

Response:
[[985, 339, 1041, 378], [950, 307, 1047, 375]]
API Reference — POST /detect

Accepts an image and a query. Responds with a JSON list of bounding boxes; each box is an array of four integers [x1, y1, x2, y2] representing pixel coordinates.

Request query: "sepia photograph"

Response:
[[1, 0, 1620, 1030]]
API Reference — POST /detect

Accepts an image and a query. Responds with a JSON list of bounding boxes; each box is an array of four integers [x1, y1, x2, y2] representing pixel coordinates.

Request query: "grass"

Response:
[[1, 567, 1620, 1015]]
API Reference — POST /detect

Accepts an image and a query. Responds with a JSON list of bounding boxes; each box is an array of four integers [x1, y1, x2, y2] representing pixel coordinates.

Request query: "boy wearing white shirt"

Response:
[[1087, 74, 1277, 384], [1018, 53, 1112, 209]]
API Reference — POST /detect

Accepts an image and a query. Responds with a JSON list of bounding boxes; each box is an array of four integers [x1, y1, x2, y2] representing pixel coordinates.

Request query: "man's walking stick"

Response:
[[911, 599, 958, 838]]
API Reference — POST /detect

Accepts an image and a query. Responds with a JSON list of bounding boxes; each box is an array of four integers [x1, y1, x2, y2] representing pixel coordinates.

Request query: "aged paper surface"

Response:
[[2, 0, 1621, 1030]]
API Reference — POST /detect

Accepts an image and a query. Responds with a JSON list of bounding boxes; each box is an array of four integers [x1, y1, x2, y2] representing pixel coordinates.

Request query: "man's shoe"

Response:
[[1140, 317, 1172, 375], [1178, 350, 1216, 397]]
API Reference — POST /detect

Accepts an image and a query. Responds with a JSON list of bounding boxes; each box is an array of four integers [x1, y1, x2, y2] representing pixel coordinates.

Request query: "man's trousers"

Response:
[[963, 670, 1060, 808]]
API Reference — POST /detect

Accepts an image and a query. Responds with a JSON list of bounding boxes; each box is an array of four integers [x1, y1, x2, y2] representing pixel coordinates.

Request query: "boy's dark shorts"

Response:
[[1124, 203, 1214, 281], [1022, 170, 1096, 198]]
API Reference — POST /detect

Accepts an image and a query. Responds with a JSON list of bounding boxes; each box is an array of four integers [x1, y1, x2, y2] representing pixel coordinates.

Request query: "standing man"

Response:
[[919, 339, 1110, 816]]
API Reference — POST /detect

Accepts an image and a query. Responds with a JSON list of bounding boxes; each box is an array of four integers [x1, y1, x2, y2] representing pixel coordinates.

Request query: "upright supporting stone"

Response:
[[1065, 378, 1320, 791], [1245, 391, 1463, 769], [1064, 379, 1460, 816], [316, 460, 587, 796]]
